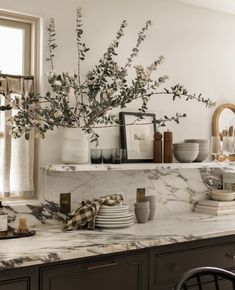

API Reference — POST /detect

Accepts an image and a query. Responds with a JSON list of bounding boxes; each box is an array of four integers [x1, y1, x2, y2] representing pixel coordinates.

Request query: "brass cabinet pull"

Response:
[[226, 253, 235, 259], [85, 261, 118, 270]]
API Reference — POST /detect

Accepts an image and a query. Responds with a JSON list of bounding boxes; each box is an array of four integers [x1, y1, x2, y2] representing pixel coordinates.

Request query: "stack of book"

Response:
[[194, 200, 235, 215]]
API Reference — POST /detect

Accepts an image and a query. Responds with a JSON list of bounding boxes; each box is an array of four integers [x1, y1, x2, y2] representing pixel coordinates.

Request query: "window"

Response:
[[0, 11, 40, 199], [0, 18, 31, 75]]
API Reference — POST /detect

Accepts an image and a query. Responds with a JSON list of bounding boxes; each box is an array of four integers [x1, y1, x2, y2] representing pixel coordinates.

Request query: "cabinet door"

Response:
[[0, 278, 30, 290], [41, 252, 148, 290], [150, 242, 235, 289], [0, 267, 38, 290]]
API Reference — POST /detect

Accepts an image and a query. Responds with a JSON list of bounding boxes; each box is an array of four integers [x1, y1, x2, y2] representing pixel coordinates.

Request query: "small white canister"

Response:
[[0, 202, 7, 233]]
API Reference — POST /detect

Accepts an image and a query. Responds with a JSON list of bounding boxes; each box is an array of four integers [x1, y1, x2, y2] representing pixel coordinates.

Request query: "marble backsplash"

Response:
[[44, 167, 223, 214], [4, 167, 224, 229]]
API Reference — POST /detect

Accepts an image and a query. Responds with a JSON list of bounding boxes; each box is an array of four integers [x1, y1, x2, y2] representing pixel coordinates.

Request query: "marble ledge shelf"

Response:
[[41, 162, 235, 172]]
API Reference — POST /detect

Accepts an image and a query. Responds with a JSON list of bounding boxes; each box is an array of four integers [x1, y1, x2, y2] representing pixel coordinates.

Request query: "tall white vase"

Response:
[[61, 128, 89, 164]]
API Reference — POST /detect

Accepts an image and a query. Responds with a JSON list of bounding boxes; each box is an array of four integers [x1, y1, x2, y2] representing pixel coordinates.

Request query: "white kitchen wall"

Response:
[[0, 0, 235, 197]]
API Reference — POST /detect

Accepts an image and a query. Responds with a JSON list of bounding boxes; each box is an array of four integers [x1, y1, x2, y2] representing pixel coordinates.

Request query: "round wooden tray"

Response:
[[0, 230, 36, 240]]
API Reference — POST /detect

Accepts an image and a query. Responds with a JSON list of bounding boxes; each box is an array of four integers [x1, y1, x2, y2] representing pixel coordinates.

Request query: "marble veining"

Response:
[[1, 212, 235, 270], [5, 201, 67, 229], [43, 167, 225, 214]]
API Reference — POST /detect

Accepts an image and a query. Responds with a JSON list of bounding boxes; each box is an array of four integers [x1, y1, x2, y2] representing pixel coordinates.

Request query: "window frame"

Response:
[[0, 10, 41, 201]]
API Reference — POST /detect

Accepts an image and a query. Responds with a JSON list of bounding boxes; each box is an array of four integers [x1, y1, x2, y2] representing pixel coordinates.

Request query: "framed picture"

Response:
[[119, 112, 156, 163]]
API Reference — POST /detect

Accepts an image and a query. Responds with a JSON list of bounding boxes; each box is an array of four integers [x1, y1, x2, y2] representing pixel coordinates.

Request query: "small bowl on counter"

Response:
[[210, 190, 235, 201], [173, 143, 199, 163]]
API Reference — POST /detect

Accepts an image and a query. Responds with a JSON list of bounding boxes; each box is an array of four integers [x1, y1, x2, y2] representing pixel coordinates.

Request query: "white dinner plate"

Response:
[[98, 209, 129, 214], [99, 207, 129, 212], [96, 218, 135, 224], [100, 205, 129, 209], [98, 210, 129, 215], [96, 218, 134, 223], [95, 222, 134, 228], [97, 212, 132, 218], [96, 215, 134, 221], [96, 220, 135, 226]]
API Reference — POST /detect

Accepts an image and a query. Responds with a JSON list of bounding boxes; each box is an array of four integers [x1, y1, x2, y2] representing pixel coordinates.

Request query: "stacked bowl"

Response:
[[184, 139, 209, 162], [173, 143, 199, 163], [134, 202, 150, 223], [141, 195, 156, 220]]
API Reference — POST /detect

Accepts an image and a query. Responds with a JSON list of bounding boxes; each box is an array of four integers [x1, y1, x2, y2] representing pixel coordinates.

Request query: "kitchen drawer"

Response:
[[153, 243, 235, 286], [40, 252, 148, 290]]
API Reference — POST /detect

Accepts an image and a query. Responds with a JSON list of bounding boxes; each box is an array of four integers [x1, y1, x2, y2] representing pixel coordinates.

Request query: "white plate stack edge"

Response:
[[95, 205, 134, 228]]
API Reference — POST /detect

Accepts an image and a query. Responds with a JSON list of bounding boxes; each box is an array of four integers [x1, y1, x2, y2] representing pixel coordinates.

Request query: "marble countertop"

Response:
[[42, 162, 235, 172], [2, 212, 235, 270]]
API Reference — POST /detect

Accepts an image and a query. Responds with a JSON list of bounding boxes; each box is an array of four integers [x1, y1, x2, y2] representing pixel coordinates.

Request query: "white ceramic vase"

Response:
[[61, 128, 89, 164]]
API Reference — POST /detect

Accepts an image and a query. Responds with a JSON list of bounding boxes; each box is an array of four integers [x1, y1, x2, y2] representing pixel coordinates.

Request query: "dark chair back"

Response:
[[174, 267, 235, 290]]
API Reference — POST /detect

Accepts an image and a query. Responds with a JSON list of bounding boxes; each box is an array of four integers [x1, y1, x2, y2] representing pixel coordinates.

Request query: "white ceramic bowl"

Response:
[[185, 139, 209, 144], [174, 143, 199, 148], [173, 148, 199, 163], [211, 190, 235, 201], [174, 144, 198, 147], [184, 139, 209, 162]]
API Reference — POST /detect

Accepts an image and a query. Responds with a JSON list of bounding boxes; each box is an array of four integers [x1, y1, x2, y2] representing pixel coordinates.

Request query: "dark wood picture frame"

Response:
[[119, 112, 156, 163]]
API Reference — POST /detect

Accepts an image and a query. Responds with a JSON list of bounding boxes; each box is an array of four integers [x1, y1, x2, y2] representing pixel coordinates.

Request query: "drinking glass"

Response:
[[90, 149, 102, 164], [121, 149, 127, 163], [102, 149, 112, 164], [111, 149, 122, 164], [222, 136, 234, 161], [210, 136, 221, 162]]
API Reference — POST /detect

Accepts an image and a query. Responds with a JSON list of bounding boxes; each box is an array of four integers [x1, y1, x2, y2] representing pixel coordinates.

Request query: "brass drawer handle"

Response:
[[226, 253, 235, 259], [85, 261, 118, 270]]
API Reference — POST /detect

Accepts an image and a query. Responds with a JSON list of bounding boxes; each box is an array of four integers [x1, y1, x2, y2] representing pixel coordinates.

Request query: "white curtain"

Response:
[[0, 76, 34, 198]]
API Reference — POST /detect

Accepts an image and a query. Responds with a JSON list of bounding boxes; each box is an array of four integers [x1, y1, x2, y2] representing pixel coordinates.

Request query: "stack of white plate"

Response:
[[95, 205, 135, 228]]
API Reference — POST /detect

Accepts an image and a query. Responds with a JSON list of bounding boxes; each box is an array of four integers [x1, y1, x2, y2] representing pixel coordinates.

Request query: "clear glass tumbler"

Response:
[[222, 136, 234, 161], [111, 149, 122, 164], [210, 136, 221, 162]]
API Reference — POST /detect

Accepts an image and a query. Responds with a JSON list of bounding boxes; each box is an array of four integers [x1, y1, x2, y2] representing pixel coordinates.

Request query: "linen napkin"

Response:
[[63, 194, 123, 230]]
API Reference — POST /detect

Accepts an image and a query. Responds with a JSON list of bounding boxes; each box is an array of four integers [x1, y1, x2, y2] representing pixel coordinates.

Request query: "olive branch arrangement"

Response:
[[1, 8, 215, 144]]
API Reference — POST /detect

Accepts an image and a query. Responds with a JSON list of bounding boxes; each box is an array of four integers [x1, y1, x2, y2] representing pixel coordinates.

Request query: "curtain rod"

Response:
[[0, 73, 34, 80]]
